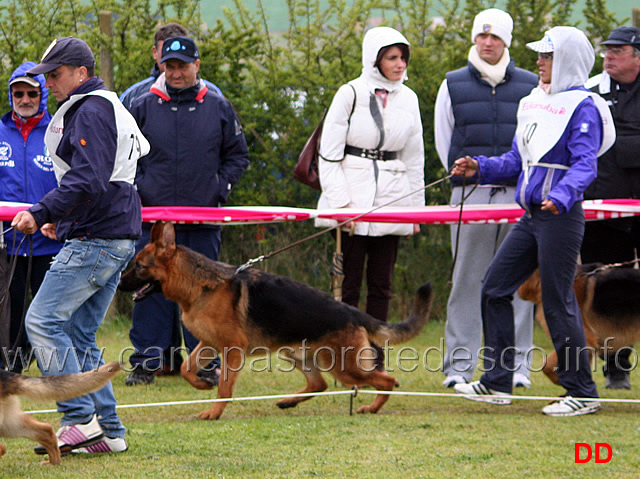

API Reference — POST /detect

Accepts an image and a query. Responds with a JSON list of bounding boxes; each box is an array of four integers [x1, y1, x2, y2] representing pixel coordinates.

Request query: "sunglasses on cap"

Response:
[[13, 90, 40, 98]]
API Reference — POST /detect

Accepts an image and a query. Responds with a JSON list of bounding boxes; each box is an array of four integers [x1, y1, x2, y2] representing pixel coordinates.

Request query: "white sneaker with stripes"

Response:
[[453, 381, 512, 405], [541, 397, 601, 417]]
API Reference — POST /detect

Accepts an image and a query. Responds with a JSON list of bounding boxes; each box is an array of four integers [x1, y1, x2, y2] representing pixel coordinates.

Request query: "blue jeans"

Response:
[[479, 204, 598, 399], [25, 238, 135, 438]]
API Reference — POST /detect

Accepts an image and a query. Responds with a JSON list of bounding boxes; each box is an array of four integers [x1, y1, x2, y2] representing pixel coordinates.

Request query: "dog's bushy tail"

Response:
[[8, 362, 121, 401], [368, 282, 433, 345]]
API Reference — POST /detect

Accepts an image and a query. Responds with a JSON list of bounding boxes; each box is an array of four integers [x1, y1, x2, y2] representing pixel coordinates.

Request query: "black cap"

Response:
[[601, 26, 640, 47], [27, 37, 95, 75], [161, 36, 199, 63]]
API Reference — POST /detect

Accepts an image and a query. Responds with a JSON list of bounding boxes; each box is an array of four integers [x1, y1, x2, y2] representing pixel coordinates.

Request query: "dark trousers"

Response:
[[128, 226, 221, 370], [480, 204, 598, 398], [340, 232, 399, 322], [1, 255, 53, 372]]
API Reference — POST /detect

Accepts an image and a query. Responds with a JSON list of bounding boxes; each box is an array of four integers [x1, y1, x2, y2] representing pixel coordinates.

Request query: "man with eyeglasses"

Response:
[[582, 26, 640, 390], [0, 62, 61, 374]]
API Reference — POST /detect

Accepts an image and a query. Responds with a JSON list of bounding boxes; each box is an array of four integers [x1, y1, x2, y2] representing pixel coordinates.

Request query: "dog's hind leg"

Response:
[[0, 442, 5, 459], [276, 350, 328, 409], [542, 350, 560, 385]]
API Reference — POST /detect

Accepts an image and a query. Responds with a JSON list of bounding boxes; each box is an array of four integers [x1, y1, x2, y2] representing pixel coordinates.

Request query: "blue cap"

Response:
[[161, 36, 199, 63]]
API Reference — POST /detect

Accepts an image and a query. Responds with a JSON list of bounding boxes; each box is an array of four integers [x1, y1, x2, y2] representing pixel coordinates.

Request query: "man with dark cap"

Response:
[[126, 36, 249, 386], [11, 36, 150, 455], [582, 26, 640, 390], [119, 22, 222, 110]]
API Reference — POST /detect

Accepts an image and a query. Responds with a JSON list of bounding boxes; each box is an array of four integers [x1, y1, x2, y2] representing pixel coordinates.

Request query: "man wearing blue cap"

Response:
[[582, 26, 640, 389], [126, 36, 249, 386], [11, 36, 150, 455]]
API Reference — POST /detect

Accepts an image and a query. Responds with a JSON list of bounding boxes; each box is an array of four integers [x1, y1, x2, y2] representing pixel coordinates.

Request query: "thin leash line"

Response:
[[581, 258, 640, 277], [235, 174, 453, 273], [24, 388, 640, 415]]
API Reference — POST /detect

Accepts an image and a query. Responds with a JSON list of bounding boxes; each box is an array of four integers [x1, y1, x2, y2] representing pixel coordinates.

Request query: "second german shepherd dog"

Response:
[[119, 221, 433, 420], [519, 264, 640, 384], [0, 362, 120, 465]]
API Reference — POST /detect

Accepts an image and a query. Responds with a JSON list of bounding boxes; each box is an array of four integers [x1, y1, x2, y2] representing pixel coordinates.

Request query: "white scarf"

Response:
[[468, 46, 511, 87]]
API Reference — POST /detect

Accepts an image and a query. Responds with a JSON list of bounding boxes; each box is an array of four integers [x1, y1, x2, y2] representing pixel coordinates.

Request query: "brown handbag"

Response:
[[294, 84, 356, 190], [293, 111, 326, 190]]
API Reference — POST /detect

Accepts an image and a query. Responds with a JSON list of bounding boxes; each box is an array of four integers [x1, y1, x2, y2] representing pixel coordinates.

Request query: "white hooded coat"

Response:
[[315, 27, 425, 236]]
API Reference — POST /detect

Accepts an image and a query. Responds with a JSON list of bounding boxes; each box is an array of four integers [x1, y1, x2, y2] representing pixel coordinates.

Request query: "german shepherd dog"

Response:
[[119, 221, 433, 420], [0, 362, 120, 465], [519, 263, 640, 384]]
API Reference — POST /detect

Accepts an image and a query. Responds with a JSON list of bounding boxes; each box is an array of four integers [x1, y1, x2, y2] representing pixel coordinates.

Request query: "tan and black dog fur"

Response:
[[519, 264, 640, 384], [119, 221, 433, 420], [0, 362, 120, 465]]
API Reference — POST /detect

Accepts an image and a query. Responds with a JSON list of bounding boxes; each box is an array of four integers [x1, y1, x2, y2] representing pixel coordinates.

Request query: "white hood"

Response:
[[547, 27, 595, 94], [361, 27, 410, 92]]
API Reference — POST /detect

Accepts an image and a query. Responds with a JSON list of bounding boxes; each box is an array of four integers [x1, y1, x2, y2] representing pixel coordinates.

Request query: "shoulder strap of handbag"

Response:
[[347, 83, 356, 125], [318, 84, 356, 162]]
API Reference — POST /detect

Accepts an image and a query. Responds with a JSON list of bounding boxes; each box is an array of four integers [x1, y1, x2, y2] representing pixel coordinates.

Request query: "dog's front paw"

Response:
[[198, 408, 222, 420]]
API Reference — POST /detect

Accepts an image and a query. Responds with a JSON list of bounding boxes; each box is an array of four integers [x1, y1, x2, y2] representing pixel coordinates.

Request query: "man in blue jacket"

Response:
[[12, 36, 150, 454], [126, 36, 249, 386], [0, 62, 61, 373], [120, 22, 222, 111]]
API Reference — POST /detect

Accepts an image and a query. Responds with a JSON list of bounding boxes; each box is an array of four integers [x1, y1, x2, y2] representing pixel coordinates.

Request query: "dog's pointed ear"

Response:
[[151, 221, 176, 253], [161, 222, 176, 251], [150, 221, 165, 243]]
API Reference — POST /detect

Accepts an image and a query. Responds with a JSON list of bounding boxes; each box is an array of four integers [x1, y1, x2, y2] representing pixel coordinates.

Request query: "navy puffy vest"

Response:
[[447, 60, 538, 186]]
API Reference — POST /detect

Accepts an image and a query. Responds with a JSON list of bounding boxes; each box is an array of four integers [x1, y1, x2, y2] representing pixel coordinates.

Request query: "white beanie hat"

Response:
[[471, 8, 513, 48]]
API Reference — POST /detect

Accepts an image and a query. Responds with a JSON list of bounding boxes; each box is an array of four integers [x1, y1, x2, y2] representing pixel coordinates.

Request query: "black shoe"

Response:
[[196, 367, 221, 387], [125, 367, 155, 386], [606, 371, 631, 389]]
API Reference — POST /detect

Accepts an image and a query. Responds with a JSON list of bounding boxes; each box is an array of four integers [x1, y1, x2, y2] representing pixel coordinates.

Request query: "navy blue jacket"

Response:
[[447, 60, 538, 186], [29, 77, 142, 241], [130, 77, 249, 213], [120, 64, 223, 111]]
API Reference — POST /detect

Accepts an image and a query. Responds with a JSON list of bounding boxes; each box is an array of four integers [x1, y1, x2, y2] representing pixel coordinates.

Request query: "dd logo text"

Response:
[[575, 443, 612, 463]]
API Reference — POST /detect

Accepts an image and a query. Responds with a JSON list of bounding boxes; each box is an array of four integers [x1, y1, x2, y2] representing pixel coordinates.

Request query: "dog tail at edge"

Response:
[[7, 361, 121, 402], [369, 282, 433, 345]]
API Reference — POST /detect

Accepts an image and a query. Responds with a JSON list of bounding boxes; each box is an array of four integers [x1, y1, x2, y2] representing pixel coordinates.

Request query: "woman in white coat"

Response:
[[316, 26, 425, 321]]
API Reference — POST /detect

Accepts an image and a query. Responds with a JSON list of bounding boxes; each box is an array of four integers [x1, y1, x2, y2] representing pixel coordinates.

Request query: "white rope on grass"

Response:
[[354, 389, 640, 404], [25, 388, 640, 415], [25, 390, 356, 415]]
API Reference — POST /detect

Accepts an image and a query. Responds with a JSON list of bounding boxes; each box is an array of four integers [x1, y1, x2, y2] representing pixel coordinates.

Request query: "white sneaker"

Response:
[[73, 436, 128, 454], [454, 381, 512, 405], [541, 397, 601, 417], [513, 373, 531, 388], [442, 375, 467, 388], [34, 414, 104, 455]]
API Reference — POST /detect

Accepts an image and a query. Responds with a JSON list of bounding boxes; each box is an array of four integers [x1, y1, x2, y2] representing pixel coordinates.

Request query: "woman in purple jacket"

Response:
[[451, 27, 615, 417]]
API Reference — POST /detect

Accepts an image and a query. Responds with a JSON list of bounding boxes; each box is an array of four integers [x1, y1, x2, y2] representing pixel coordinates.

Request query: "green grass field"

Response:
[[4, 315, 639, 478]]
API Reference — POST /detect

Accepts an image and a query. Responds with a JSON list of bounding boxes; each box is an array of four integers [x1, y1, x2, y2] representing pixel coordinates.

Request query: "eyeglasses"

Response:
[[538, 52, 553, 60], [13, 91, 40, 98], [602, 46, 634, 57]]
